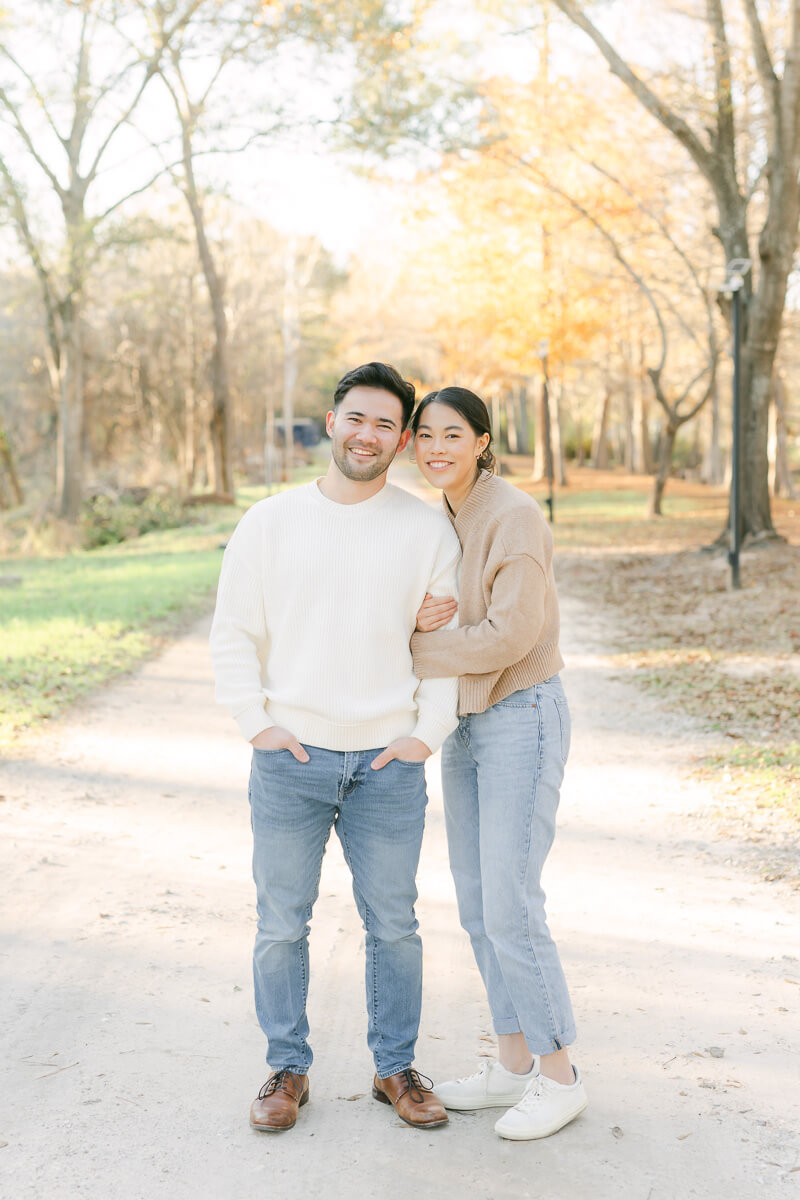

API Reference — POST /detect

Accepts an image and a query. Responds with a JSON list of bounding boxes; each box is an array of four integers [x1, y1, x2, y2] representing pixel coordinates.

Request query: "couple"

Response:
[[209, 362, 586, 1142]]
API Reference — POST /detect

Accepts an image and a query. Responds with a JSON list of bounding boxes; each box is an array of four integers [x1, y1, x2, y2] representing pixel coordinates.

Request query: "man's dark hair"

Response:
[[333, 362, 416, 427]]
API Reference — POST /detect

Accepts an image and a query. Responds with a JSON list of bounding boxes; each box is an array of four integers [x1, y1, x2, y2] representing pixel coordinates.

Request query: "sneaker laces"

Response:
[[452, 1060, 492, 1086], [258, 1069, 303, 1099], [515, 1074, 546, 1110]]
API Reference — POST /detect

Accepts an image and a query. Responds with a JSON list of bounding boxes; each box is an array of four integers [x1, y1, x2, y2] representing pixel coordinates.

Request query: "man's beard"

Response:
[[331, 437, 396, 482]]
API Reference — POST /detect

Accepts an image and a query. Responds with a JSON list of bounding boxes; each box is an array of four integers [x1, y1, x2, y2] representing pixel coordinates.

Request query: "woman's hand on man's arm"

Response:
[[415, 592, 458, 632]]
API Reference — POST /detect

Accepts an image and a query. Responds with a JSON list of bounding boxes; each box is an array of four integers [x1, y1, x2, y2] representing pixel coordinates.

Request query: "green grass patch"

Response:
[[0, 474, 319, 744]]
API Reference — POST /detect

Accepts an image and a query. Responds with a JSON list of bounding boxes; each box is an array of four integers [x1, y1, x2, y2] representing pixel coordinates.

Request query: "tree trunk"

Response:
[[531, 377, 546, 479], [591, 384, 612, 469], [281, 236, 300, 483], [622, 367, 634, 472], [702, 372, 724, 486], [517, 383, 530, 453], [183, 273, 197, 494], [714, 172, 794, 541], [490, 388, 503, 457], [649, 421, 677, 516], [180, 124, 233, 497], [635, 334, 654, 473], [553, 378, 568, 486], [770, 373, 798, 499], [56, 307, 84, 521], [0, 424, 24, 507], [505, 387, 519, 454]]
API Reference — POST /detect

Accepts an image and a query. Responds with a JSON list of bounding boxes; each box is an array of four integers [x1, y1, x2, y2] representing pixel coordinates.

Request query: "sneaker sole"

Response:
[[495, 1098, 587, 1141], [439, 1094, 529, 1111]]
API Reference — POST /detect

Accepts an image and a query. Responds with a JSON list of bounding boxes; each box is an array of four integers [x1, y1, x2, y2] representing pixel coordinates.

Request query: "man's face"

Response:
[[327, 386, 411, 482]]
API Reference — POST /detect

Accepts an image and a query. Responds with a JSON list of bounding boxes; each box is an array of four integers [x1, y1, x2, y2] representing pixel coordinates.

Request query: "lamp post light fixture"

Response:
[[720, 258, 751, 590], [538, 337, 554, 523]]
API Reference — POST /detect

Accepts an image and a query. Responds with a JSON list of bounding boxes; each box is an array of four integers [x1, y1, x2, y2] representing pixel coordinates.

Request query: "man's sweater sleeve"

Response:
[[411, 551, 547, 678], [209, 540, 274, 742], [410, 525, 461, 752]]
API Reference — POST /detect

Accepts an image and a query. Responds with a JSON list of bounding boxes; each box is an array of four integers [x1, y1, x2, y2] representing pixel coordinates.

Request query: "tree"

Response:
[[0, 0, 199, 519], [549, 0, 800, 542]]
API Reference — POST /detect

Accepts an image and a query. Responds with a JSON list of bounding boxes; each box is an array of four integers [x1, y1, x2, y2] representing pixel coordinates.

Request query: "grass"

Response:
[[0, 473, 319, 747]]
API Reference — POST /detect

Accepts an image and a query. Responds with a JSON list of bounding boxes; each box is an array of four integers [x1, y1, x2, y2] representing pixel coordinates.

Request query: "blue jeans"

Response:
[[441, 675, 576, 1054], [248, 744, 428, 1078]]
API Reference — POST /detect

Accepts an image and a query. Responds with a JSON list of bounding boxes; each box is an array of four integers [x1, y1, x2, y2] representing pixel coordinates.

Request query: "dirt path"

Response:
[[1, 505, 799, 1198]]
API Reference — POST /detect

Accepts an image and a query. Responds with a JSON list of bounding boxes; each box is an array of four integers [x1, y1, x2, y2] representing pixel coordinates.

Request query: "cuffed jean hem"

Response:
[[490, 1017, 576, 1052], [375, 1062, 413, 1079], [523, 1026, 576, 1056], [267, 1062, 309, 1074]]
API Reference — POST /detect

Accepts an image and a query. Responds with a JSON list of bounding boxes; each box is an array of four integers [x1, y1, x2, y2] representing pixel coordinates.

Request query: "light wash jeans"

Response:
[[248, 743, 428, 1078], [441, 675, 576, 1054]]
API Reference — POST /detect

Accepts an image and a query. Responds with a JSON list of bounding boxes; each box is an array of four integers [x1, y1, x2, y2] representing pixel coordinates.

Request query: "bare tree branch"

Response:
[[511, 153, 669, 378], [741, 0, 777, 89], [705, 0, 737, 169], [0, 47, 67, 147], [0, 159, 61, 365], [549, 0, 716, 182], [0, 87, 65, 197], [84, 0, 206, 184]]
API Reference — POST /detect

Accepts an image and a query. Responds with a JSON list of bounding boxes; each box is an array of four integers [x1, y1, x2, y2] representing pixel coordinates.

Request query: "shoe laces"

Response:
[[258, 1069, 302, 1099], [399, 1068, 435, 1102], [515, 1074, 546, 1110], [453, 1060, 492, 1085]]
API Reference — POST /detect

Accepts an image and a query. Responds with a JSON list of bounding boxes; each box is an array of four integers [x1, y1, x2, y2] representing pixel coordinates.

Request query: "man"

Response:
[[210, 362, 459, 1133]]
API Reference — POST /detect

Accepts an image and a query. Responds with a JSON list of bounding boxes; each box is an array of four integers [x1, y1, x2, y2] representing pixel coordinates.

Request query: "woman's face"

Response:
[[413, 402, 489, 492]]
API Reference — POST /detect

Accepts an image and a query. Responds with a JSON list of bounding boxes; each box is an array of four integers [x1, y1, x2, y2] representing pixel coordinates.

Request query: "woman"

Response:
[[409, 386, 586, 1141]]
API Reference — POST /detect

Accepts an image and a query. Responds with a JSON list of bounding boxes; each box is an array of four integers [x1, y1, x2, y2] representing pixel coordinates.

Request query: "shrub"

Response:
[[80, 491, 199, 549]]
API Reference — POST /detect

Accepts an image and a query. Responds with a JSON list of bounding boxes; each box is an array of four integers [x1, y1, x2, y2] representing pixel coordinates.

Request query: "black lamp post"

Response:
[[721, 258, 751, 591], [539, 337, 554, 523]]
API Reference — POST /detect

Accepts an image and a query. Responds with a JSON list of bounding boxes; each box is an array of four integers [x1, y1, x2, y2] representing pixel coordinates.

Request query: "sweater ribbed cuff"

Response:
[[235, 702, 274, 742], [411, 712, 458, 755]]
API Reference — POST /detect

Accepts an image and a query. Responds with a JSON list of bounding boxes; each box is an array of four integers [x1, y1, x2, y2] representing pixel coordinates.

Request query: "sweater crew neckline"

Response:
[[309, 478, 394, 513]]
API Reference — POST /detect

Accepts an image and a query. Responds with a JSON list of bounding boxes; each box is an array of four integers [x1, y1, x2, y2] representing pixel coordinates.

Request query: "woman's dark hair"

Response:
[[333, 362, 416, 427], [410, 386, 496, 473]]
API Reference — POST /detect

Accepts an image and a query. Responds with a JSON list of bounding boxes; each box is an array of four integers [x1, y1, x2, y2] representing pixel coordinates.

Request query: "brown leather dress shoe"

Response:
[[250, 1069, 309, 1132], [372, 1068, 449, 1128]]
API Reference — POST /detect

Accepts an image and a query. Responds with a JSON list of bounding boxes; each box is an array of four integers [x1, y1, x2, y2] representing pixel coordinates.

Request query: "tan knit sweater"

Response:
[[411, 470, 564, 716]]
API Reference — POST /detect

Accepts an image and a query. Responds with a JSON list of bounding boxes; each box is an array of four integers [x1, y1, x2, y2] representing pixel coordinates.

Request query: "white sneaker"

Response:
[[434, 1059, 539, 1110], [494, 1067, 587, 1140]]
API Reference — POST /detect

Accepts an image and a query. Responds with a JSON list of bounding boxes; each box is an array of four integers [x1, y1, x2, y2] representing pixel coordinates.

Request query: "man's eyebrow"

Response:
[[343, 409, 398, 427]]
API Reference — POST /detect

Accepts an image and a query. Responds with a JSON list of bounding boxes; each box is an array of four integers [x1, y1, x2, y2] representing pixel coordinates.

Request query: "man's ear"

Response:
[[397, 429, 412, 452], [325, 410, 336, 438]]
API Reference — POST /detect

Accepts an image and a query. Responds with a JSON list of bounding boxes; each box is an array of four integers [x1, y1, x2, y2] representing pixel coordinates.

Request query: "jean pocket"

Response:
[[394, 757, 426, 767]]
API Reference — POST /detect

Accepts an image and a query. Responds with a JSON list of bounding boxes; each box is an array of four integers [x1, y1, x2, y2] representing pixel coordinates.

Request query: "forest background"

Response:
[[1, 0, 798, 869]]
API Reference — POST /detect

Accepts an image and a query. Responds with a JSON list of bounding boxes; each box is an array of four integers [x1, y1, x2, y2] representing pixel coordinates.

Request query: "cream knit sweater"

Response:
[[411, 471, 564, 715], [209, 480, 460, 752]]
